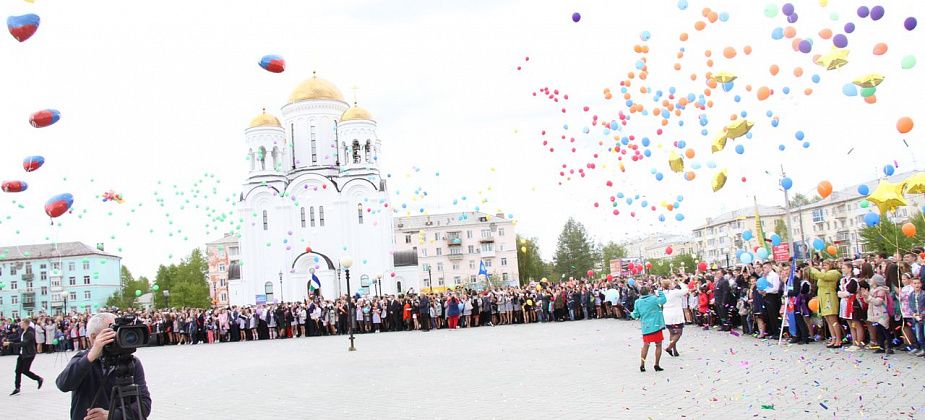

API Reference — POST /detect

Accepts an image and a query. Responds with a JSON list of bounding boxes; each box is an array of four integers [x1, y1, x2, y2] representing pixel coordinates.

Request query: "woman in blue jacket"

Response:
[[631, 286, 667, 372]]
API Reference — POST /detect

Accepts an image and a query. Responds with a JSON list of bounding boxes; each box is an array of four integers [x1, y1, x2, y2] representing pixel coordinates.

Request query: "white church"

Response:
[[228, 73, 419, 306]]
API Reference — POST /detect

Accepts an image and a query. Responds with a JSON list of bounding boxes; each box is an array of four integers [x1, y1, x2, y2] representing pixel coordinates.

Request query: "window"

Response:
[[84, 291, 91, 300], [424, 278, 431, 287], [499, 244, 504, 251], [40, 271, 47, 281], [262, 210, 268, 231], [69, 277, 76, 286], [422, 248, 428, 257], [220, 293, 227, 302], [452, 263, 460, 270], [422, 263, 431, 272], [69, 292, 77, 301], [68, 262, 76, 271], [50, 278, 60, 287], [26, 281, 33, 289], [481, 243, 494, 252], [301, 207, 306, 228], [501, 258, 508, 266], [219, 264, 225, 272], [310, 207, 316, 227], [53, 262, 60, 270], [498, 228, 505, 236], [0, 296, 2, 305], [264, 281, 274, 302], [404, 234, 411, 244], [83, 276, 90, 285], [310, 124, 318, 164], [25, 264, 33, 274], [83, 261, 90, 270], [358, 203, 364, 225], [352, 140, 361, 164], [469, 261, 475, 270], [481, 229, 491, 238], [466, 230, 472, 239], [502, 273, 509, 281], [437, 262, 444, 272], [39, 263, 47, 269], [468, 245, 475, 254], [396, 281, 402, 293], [10, 281, 17, 290], [229, 246, 239, 256], [437, 277, 445, 286], [10, 310, 18, 319], [454, 276, 462, 285], [364, 141, 372, 162], [11, 296, 18, 305], [450, 247, 462, 255], [319, 206, 325, 227], [220, 278, 226, 287], [436, 248, 442, 256], [483, 259, 492, 267], [41, 286, 47, 295], [470, 275, 476, 283], [434, 232, 440, 241]]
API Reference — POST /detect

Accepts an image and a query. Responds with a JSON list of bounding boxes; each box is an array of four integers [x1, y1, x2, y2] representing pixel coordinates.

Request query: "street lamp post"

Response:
[[163, 290, 170, 308], [279, 271, 284, 303], [340, 256, 356, 351], [375, 274, 383, 297]]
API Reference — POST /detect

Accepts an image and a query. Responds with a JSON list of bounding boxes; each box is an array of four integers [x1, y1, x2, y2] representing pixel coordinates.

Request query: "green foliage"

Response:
[[600, 241, 628, 275], [646, 253, 698, 276], [859, 214, 925, 255], [516, 235, 547, 285], [553, 218, 599, 280], [105, 266, 151, 309], [154, 248, 211, 308], [774, 219, 789, 242]]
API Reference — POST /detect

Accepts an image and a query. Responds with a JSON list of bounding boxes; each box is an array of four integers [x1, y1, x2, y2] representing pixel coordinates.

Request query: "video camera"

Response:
[[103, 315, 150, 361]]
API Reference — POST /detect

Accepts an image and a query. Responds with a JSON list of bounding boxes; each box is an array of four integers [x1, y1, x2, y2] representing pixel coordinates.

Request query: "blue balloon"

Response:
[[757, 277, 770, 290], [771, 27, 784, 40], [795, 130, 805, 140], [779, 144, 786, 151], [863, 211, 881, 227], [781, 177, 793, 190], [883, 165, 895, 176], [756, 248, 770, 260], [857, 184, 870, 195], [675, 213, 685, 221], [770, 234, 781, 246], [742, 230, 753, 241], [655, 172, 664, 181], [628, 279, 636, 287], [722, 82, 734, 92], [812, 238, 825, 251], [658, 215, 666, 222], [735, 144, 745, 154], [739, 252, 754, 264]]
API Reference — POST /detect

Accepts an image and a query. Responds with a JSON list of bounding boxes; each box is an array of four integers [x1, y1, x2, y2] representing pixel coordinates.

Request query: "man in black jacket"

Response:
[[3, 318, 44, 396], [418, 295, 431, 331]]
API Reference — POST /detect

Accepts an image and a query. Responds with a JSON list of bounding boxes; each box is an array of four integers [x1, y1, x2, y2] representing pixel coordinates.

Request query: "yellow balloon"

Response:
[[521, 246, 527, 253], [668, 151, 684, 173], [867, 179, 907, 215]]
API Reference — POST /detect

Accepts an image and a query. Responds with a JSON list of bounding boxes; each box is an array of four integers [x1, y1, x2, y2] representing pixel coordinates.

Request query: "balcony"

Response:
[[445, 236, 463, 245], [480, 250, 496, 258], [21, 273, 34, 281], [21, 291, 35, 309], [479, 235, 494, 243], [448, 253, 464, 260]]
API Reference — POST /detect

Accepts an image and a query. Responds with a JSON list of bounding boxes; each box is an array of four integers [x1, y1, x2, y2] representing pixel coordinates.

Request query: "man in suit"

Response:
[[418, 294, 431, 332], [3, 318, 44, 395]]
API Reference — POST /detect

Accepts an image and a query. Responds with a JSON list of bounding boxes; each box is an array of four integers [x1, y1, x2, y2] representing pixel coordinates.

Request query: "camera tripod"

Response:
[[106, 356, 145, 420]]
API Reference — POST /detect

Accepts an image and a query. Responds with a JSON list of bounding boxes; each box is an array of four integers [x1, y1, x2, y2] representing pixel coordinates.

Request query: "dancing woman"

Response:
[[631, 286, 667, 372]]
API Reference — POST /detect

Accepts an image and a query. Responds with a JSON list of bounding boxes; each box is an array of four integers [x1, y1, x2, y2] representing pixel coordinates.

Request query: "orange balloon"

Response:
[[704, 49, 712, 57], [817, 180, 833, 198], [685, 148, 695, 159], [707, 11, 718, 23], [873, 43, 888, 56], [864, 95, 877, 104], [757, 86, 771, 101], [769, 64, 779, 75], [694, 21, 706, 31], [723, 47, 737, 58], [666, 204, 674, 211], [818, 28, 833, 40], [680, 32, 689, 41], [826, 245, 838, 256], [706, 59, 714, 67], [897, 116, 914, 133], [808, 298, 820, 313], [791, 38, 802, 51], [902, 223, 917, 238], [685, 171, 696, 181], [804, 88, 813, 95], [784, 26, 796, 38], [793, 67, 803, 77]]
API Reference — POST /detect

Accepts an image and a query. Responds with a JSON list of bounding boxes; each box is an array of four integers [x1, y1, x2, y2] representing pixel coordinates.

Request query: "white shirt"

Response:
[[764, 271, 781, 294]]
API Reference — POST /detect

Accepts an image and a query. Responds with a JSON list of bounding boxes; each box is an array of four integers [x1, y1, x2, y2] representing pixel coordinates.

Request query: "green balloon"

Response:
[[860, 200, 870, 208], [152, 284, 160, 291], [135, 289, 142, 297], [902, 55, 917, 70], [860, 87, 877, 97], [52, 339, 59, 345], [764, 4, 778, 18]]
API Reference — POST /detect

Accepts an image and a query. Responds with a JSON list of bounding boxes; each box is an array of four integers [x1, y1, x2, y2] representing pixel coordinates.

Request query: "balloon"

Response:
[[712, 169, 728, 192], [606, 274, 613, 281], [816, 49, 849, 70], [604, 289, 619, 303], [571, 12, 581, 22], [782, 3, 794, 16], [812, 238, 825, 251], [869, 6, 884, 21], [826, 245, 838, 256], [724, 119, 753, 139], [808, 298, 820, 313], [668, 151, 684, 172], [735, 144, 745, 154], [798, 39, 812, 53], [44, 193, 74, 218], [258, 54, 285, 73], [7, 14, 39, 42], [902, 55, 917, 69], [665, 246, 673, 255], [902, 223, 917, 238], [764, 5, 778, 18], [152, 284, 160, 291], [868, 180, 907, 215], [30, 109, 60, 128], [842, 83, 858, 96], [854, 73, 885, 88], [52, 339, 58, 346], [628, 279, 636, 287], [833, 34, 848, 48], [697, 262, 708, 272], [905, 17, 918, 31], [817, 181, 833, 198], [135, 289, 142, 297], [858, 184, 870, 195], [897, 117, 914, 134], [857, 6, 869, 18], [756, 248, 770, 260], [586, 270, 594, 278], [873, 43, 888, 55], [22, 156, 44, 172], [742, 230, 753, 241], [757, 277, 770, 290], [1, 180, 28, 193], [739, 252, 753, 264], [883, 164, 895, 176], [770, 234, 781, 246], [675, 213, 685, 221], [780, 177, 793, 190]]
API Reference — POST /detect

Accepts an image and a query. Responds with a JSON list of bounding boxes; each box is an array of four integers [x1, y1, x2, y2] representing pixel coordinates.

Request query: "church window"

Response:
[[310, 124, 317, 164], [352, 141, 361, 164], [364, 140, 372, 163], [257, 146, 267, 170], [264, 281, 274, 302], [300, 207, 306, 228], [310, 207, 316, 227], [319, 206, 325, 227], [271, 147, 280, 171], [358, 203, 364, 224], [262, 210, 268, 231], [248, 148, 255, 171]]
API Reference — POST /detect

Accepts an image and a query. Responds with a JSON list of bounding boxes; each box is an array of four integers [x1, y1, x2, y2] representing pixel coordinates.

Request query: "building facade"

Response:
[[393, 212, 519, 292], [205, 234, 239, 307], [692, 205, 787, 268], [621, 233, 699, 261], [232, 74, 416, 306], [0, 242, 121, 318]]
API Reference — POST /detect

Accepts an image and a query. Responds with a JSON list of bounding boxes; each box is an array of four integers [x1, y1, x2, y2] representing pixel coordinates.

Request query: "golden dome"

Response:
[[288, 73, 344, 103], [248, 109, 282, 128], [341, 103, 374, 122]]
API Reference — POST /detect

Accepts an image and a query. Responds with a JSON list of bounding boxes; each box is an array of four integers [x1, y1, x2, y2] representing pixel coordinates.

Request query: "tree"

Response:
[[646, 253, 698, 276], [105, 266, 151, 309], [516, 235, 547, 285], [790, 193, 814, 207], [154, 248, 211, 308], [600, 241, 627, 275], [774, 219, 790, 242], [859, 215, 925, 255], [552, 218, 598, 281]]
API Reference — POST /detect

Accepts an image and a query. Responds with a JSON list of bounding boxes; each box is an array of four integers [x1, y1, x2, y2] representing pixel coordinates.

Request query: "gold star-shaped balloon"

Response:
[[668, 151, 684, 173], [724, 119, 753, 139], [711, 72, 737, 83], [867, 179, 907, 215], [711, 134, 728, 153], [852, 73, 885, 88], [814, 49, 849, 70], [712, 169, 728, 192], [902, 172, 925, 194]]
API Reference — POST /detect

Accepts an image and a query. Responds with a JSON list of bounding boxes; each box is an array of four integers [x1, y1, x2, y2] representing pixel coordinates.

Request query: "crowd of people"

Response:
[[3, 251, 924, 369]]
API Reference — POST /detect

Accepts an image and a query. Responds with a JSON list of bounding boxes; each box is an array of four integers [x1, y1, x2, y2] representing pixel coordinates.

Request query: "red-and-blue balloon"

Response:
[[1, 181, 28, 193], [30, 109, 60, 128], [23, 156, 44, 172], [45, 193, 74, 218], [258, 54, 285, 73], [7, 14, 39, 42]]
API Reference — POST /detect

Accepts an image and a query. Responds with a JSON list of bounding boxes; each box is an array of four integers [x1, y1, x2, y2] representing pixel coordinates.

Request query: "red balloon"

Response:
[[586, 270, 594, 277], [665, 246, 673, 255], [305, 246, 312, 253], [697, 262, 708, 272], [606, 274, 613, 281]]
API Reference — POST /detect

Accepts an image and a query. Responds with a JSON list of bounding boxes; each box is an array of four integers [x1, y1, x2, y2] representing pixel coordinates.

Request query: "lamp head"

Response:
[[340, 256, 353, 269]]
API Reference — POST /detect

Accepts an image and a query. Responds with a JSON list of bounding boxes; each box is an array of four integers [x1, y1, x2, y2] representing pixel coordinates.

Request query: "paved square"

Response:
[[2, 319, 924, 419]]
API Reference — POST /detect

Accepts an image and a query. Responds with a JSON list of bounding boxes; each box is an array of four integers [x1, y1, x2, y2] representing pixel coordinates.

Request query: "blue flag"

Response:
[[478, 260, 488, 278], [310, 272, 321, 293]]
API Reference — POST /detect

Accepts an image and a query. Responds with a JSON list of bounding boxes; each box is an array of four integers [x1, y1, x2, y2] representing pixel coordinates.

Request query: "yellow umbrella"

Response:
[[668, 151, 684, 173], [852, 73, 885, 88], [902, 172, 925, 194], [867, 179, 907, 215], [712, 169, 728, 192], [724, 119, 753, 139], [814, 49, 849, 70], [711, 134, 728, 153], [711, 71, 737, 83]]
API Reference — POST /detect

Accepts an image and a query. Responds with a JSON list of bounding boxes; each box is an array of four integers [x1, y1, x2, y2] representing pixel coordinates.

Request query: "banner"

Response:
[[772, 244, 791, 262]]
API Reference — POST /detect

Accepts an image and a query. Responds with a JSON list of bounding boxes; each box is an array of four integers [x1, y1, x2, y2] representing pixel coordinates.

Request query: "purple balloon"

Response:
[[798, 39, 812, 53], [833, 34, 848, 48], [787, 13, 798, 24], [858, 6, 869, 18], [906, 17, 918, 31], [844, 22, 855, 33], [571, 12, 581, 22], [870, 6, 884, 21], [782, 3, 794, 16]]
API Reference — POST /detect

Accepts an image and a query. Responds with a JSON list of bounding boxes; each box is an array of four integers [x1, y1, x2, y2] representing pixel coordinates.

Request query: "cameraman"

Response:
[[56, 313, 151, 420]]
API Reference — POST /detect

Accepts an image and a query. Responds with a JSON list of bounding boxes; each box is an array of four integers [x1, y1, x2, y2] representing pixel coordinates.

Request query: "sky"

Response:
[[0, 0, 923, 278]]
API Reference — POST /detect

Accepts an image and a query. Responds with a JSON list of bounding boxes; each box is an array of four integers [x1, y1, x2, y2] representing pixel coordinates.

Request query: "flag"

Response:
[[478, 260, 488, 278], [753, 197, 771, 254], [309, 272, 321, 293]]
